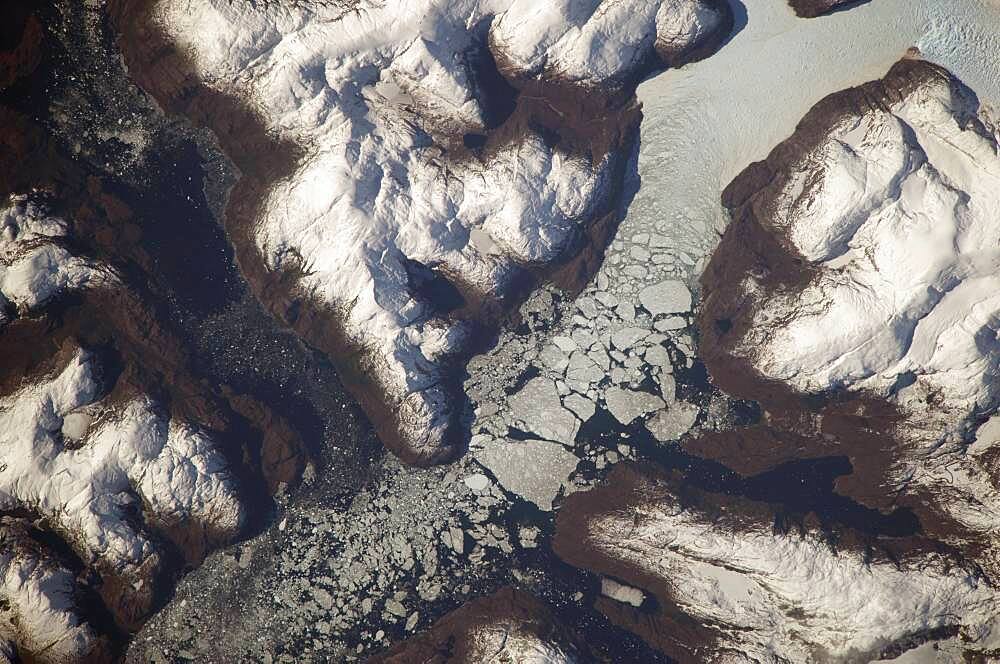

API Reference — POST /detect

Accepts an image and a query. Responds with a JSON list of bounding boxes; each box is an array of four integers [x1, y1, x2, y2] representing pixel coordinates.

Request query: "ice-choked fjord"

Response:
[[115, 0, 733, 465]]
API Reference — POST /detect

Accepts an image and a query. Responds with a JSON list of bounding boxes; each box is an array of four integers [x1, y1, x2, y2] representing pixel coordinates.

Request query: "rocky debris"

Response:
[[474, 440, 580, 511], [113, 0, 734, 466], [604, 387, 666, 426], [367, 587, 586, 664], [508, 377, 580, 445]]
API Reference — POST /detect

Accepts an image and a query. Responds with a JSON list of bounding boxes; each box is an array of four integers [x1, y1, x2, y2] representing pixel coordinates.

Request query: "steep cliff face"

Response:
[[109, 0, 733, 465]]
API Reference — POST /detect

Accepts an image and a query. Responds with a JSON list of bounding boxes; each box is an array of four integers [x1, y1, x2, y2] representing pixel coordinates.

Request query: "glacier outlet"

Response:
[[700, 58, 1000, 556]]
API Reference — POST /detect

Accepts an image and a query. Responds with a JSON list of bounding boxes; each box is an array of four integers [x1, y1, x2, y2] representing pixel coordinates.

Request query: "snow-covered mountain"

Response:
[[701, 58, 1000, 554], [112, 0, 733, 465], [370, 587, 585, 664], [556, 464, 1000, 663], [0, 194, 248, 662]]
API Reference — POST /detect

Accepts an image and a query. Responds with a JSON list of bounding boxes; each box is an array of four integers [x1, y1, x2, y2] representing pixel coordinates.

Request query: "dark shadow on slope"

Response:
[[718, 0, 748, 51], [788, 0, 872, 18]]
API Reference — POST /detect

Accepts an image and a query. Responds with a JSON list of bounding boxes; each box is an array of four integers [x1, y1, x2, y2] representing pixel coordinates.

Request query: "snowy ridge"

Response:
[[463, 623, 580, 664], [0, 193, 246, 660], [0, 520, 104, 664], [581, 469, 1000, 662], [491, 0, 725, 82], [0, 194, 113, 326], [372, 587, 584, 663], [0, 348, 244, 589], [142, 0, 729, 462], [728, 61, 1000, 542]]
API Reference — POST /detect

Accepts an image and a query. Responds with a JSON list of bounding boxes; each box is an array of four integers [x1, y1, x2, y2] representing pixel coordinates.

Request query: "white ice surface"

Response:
[[623, 0, 1000, 276], [145, 0, 726, 458]]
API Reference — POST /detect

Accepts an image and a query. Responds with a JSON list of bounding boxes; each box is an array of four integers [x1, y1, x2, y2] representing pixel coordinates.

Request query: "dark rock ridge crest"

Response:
[[787, 0, 872, 18], [366, 587, 588, 663]]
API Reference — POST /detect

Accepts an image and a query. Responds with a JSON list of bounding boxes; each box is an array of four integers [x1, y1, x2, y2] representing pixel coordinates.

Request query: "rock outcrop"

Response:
[[787, 0, 867, 18]]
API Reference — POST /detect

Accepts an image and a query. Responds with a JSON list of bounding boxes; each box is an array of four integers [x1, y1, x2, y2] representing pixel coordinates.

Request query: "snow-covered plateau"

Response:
[[112, 0, 732, 464]]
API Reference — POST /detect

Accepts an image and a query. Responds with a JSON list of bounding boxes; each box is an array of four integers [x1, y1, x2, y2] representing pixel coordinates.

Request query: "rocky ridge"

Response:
[[0, 9, 310, 660], [787, 0, 868, 18]]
